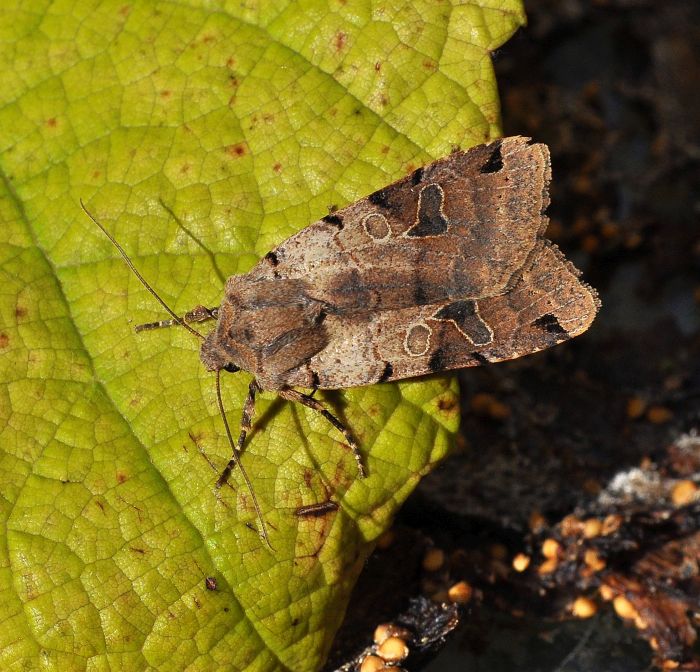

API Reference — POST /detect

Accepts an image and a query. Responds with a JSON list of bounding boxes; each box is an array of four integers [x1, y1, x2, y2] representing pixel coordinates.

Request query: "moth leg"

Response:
[[189, 431, 236, 493], [216, 378, 260, 488], [277, 387, 366, 478], [135, 305, 219, 333]]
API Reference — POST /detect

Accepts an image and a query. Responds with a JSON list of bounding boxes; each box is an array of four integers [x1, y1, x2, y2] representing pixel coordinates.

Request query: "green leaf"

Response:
[[0, 1, 524, 670]]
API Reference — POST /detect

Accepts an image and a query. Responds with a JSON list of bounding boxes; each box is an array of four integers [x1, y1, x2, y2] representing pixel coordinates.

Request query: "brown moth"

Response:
[[83, 136, 600, 546]]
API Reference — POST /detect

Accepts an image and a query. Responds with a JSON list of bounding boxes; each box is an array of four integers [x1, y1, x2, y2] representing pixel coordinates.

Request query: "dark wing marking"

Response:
[[431, 300, 493, 346], [479, 139, 504, 174], [405, 184, 449, 237]]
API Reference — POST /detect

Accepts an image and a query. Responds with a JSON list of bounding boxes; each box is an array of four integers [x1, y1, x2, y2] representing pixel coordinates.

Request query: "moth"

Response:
[[83, 136, 600, 547]]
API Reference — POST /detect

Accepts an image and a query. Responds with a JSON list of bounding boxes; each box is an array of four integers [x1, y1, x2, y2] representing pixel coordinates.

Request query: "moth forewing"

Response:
[[84, 136, 600, 548]]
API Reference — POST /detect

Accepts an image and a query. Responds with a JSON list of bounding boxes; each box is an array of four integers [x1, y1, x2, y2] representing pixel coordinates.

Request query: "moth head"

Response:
[[200, 324, 237, 373], [198, 298, 253, 374]]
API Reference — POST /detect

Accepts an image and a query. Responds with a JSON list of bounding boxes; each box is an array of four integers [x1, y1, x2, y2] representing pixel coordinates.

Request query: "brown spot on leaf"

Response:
[[0, 333, 9, 349], [226, 56, 235, 68], [437, 395, 458, 414], [118, 5, 131, 17], [15, 306, 26, 319], [116, 471, 128, 484], [367, 403, 383, 418], [334, 31, 347, 52], [273, 162, 282, 173], [375, 62, 382, 72], [46, 118, 57, 128], [160, 90, 171, 98], [226, 143, 247, 158], [129, 546, 146, 555], [303, 468, 314, 488]]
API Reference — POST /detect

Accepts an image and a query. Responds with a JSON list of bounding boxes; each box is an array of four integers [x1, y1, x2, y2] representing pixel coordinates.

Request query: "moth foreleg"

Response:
[[277, 387, 366, 478], [135, 305, 219, 333], [216, 378, 260, 488]]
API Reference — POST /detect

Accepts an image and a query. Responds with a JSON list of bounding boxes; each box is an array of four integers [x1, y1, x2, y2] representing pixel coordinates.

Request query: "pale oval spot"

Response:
[[404, 323, 432, 356], [362, 213, 391, 241]]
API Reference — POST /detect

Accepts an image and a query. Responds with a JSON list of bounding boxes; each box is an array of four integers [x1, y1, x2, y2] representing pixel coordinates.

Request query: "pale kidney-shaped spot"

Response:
[[362, 213, 391, 241], [404, 323, 432, 356]]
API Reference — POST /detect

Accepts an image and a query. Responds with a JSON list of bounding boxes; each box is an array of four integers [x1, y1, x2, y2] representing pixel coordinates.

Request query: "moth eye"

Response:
[[404, 323, 432, 356], [362, 213, 391, 241], [223, 363, 240, 373]]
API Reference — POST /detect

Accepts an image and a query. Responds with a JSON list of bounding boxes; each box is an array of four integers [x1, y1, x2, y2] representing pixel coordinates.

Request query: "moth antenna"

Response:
[[215, 369, 272, 550], [80, 199, 205, 341]]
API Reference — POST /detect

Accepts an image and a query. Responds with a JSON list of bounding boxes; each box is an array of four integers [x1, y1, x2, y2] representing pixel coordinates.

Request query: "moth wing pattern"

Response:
[[238, 136, 599, 389], [299, 239, 598, 387]]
